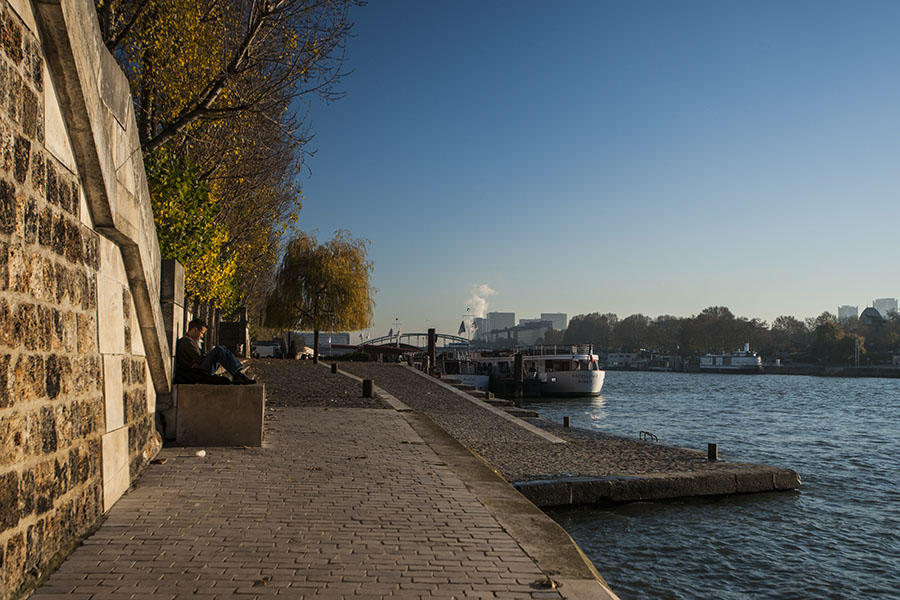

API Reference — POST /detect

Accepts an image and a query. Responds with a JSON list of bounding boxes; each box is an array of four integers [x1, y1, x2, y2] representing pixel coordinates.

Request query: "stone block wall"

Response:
[[0, 1, 170, 598]]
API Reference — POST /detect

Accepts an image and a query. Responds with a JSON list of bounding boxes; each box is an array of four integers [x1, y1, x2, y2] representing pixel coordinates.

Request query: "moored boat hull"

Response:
[[539, 370, 605, 396]]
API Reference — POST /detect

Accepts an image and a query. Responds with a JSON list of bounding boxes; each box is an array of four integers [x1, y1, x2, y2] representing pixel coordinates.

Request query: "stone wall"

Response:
[[0, 1, 171, 597]]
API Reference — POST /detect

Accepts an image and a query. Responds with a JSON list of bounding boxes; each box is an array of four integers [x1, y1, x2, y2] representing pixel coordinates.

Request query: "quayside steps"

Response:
[[441, 377, 519, 410], [442, 378, 477, 391]]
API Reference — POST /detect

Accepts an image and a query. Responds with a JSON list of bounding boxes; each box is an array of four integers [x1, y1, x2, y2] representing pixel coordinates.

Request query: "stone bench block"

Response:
[[174, 384, 265, 447]]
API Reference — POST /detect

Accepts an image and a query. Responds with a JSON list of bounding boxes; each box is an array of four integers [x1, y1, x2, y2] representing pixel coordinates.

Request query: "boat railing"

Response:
[[518, 344, 595, 357]]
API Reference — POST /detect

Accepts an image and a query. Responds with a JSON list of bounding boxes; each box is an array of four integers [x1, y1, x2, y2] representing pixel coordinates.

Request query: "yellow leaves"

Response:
[[121, 0, 227, 118], [108, 0, 355, 316]]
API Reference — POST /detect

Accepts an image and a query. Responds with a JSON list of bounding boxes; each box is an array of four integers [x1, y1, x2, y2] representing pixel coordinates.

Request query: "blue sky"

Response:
[[295, 0, 900, 336]]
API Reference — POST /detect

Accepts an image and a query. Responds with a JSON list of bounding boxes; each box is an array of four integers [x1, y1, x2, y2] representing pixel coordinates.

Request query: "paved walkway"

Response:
[[31, 406, 579, 599]]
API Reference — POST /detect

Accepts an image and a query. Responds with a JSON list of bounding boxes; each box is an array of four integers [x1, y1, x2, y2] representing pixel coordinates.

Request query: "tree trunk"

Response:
[[313, 328, 319, 364]]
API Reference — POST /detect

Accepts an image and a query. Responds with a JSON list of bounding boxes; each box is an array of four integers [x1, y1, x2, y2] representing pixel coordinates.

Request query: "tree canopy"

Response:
[[265, 231, 374, 360], [97, 0, 356, 154], [96, 0, 359, 317]]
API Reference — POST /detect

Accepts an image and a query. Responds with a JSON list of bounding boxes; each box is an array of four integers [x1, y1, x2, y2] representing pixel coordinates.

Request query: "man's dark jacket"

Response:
[[174, 336, 230, 384]]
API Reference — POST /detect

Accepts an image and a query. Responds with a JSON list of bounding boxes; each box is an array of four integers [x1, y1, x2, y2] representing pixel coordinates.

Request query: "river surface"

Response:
[[526, 372, 900, 600]]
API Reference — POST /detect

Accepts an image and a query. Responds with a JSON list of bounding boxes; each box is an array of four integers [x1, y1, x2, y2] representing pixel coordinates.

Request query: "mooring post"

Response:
[[514, 353, 524, 400], [708, 443, 718, 462], [362, 379, 374, 398], [331, 363, 337, 374], [563, 416, 570, 428], [427, 328, 436, 376]]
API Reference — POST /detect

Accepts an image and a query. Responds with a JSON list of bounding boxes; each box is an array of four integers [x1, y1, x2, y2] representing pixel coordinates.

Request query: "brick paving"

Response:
[[31, 406, 566, 599]]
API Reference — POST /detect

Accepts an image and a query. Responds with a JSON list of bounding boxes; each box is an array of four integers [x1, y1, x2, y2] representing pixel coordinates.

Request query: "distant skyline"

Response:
[[293, 1, 900, 336]]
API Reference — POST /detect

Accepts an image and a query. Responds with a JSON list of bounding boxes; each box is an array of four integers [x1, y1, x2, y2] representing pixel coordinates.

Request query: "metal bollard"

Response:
[[362, 379, 374, 398], [331, 363, 338, 374], [563, 416, 570, 428], [708, 443, 718, 462]]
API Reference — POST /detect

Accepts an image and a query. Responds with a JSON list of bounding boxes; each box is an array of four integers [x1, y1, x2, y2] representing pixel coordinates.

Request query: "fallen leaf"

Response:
[[531, 578, 558, 590]]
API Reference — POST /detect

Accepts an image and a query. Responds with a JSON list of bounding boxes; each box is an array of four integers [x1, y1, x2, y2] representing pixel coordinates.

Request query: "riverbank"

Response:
[[763, 364, 900, 378], [332, 363, 800, 507], [32, 361, 616, 599], [606, 364, 900, 378]]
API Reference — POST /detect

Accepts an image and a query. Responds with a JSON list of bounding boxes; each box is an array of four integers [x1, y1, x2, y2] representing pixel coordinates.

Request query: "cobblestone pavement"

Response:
[[337, 364, 761, 483], [32, 408, 566, 599], [249, 360, 387, 409]]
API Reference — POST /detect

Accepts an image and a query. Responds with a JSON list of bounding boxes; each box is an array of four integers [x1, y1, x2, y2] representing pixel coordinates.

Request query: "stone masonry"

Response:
[[0, 1, 172, 598]]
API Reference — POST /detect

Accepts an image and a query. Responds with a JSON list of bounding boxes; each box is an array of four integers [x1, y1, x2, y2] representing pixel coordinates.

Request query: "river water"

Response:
[[526, 372, 900, 600]]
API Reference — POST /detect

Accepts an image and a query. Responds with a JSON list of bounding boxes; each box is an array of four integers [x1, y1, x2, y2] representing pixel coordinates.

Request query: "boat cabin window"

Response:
[[546, 360, 573, 372]]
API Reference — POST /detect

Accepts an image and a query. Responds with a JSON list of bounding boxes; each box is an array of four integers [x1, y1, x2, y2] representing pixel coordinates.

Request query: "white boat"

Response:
[[439, 353, 491, 390], [440, 346, 605, 396], [700, 343, 763, 373], [521, 349, 606, 396]]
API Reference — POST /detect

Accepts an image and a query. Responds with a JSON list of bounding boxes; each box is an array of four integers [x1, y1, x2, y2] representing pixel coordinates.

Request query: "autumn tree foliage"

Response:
[[96, 0, 358, 315], [265, 231, 374, 362], [145, 150, 242, 312]]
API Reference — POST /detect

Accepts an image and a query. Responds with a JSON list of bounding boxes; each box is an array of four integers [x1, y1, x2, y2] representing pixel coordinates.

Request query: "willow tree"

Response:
[[265, 231, 374, 362]]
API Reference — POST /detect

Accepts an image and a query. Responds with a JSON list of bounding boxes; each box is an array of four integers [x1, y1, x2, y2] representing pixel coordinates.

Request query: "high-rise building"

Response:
[[540, 313, 568, 331], [472, 317, 487, 339], [514, 320, 554, 345], [486, 311, 515, 332], [873, 298, 898, 318], [838, 305, 858, 322]]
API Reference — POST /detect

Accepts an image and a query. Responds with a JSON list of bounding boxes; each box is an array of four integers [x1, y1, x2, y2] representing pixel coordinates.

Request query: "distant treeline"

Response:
[[541, 306, 900, 365]]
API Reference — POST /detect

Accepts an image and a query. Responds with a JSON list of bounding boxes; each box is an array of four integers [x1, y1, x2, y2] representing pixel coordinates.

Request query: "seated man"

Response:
[[175, 318, 255, 385]]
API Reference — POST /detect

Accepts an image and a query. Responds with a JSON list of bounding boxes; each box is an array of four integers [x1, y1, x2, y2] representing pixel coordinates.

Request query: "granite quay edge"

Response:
[[514, 467, 802, 508]]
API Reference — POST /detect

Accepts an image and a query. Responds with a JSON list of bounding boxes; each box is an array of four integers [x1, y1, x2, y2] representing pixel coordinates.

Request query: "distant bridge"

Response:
[[361, 332, 470, 350]]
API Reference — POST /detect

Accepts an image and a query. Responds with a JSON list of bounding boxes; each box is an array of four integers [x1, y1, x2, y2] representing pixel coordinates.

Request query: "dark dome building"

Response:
[[860, 306, 885, 327]]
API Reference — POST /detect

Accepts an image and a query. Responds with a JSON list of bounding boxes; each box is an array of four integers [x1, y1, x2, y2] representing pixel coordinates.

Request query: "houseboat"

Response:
[[440, 345, 605, 397], [700, 343, 763, 373]]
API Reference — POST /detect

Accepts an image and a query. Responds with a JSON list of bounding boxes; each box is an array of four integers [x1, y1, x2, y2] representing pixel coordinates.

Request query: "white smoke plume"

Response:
[[467, 284, 497, 318]]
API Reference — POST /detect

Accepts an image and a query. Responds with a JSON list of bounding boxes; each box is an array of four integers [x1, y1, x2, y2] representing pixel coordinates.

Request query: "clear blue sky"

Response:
[[295, 0, 900, 336]]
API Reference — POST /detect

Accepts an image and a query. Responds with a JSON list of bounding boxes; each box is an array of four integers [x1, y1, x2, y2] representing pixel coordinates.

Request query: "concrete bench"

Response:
[[171, 384, 265, 447]]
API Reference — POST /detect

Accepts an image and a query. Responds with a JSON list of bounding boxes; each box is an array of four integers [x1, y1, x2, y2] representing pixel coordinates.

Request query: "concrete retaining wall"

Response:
[[0, 1, 171, 597]]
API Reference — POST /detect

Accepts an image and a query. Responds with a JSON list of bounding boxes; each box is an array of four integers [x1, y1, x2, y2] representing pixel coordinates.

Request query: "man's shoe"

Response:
[[232, 371, 256, 385]]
